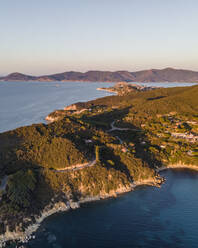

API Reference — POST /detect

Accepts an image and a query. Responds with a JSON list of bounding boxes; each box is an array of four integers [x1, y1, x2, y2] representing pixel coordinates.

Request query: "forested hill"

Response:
[[0, 85, 198, 243], [1, 68, 198, 82]]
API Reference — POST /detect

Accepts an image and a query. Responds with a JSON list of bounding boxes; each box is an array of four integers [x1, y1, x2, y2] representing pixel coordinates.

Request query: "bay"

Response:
[[0, 81, 115, 133]]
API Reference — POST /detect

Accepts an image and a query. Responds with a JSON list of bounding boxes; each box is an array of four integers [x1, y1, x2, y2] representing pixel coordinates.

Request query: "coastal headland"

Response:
[[96, 82, 159, 95], [0, 84, 198, 246]]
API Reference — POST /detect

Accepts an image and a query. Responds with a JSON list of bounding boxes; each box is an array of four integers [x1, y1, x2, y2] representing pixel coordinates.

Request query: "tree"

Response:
[[7, 169, 37, 208]]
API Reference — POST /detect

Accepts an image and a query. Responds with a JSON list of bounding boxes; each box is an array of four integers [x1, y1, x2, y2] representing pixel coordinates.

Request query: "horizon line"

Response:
[[2, 66, 198, 77]]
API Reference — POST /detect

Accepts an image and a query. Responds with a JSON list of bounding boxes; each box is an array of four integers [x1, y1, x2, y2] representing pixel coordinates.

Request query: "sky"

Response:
[[0, 0, 198, 75]]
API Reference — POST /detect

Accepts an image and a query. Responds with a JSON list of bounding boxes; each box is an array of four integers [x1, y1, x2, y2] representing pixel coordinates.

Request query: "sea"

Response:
[[0, 81, 115, 133], [0, 81, 198, 248]]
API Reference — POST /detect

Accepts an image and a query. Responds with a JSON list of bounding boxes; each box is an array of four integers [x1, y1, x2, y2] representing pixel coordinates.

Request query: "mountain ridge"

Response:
[[1, 67, 198, 82]]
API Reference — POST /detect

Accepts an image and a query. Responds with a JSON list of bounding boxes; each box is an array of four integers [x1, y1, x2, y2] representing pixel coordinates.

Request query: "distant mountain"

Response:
[[0, 72, 37, 81], [131, 68, 198, 82], [1, 68, 198, 82]]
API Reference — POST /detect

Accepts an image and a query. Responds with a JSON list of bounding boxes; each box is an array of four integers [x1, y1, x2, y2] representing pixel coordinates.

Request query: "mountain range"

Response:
[[1, 68, 198, 82]]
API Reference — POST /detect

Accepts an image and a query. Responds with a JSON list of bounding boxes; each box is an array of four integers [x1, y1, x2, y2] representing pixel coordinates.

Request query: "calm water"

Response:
[[0, 81, 197, 133], [1, 81, 198, 247], [27, 169, 198, 248], [0, 81, 115, 133]]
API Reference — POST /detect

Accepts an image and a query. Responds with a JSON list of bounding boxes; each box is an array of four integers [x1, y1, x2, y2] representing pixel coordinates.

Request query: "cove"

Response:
[[27, 169, 198, 248]]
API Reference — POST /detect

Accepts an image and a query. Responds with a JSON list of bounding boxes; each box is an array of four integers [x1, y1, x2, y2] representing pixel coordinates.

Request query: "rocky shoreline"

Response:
[[156, 163, 198, 172], [1, 163, 198, 247], [97, 87, 118, 94], [0, 177, 161, 247], [1, 83, 198, 247]]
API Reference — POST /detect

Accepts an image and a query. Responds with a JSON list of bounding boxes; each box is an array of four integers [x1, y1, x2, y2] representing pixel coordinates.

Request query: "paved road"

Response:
[[108, 121, 140, 132], [107, 121, 131, 132]]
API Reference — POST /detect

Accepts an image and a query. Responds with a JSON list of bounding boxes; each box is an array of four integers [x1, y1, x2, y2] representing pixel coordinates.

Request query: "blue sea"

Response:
[[0, 81, 197, 133], [0, 81, 115, 133], [1, 81, 198, 248], [28, 169, 198, 248]]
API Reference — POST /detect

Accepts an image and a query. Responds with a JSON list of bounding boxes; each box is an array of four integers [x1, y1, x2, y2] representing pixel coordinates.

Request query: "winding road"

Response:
[[0, 121, 131, 180], [55, 120, 131, 172], [107, 121, 131, 132], [108, 121, 140, 132]]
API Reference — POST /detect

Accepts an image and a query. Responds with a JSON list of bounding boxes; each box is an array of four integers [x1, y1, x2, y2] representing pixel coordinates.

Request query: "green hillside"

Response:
[[0, 85, 198, 237]]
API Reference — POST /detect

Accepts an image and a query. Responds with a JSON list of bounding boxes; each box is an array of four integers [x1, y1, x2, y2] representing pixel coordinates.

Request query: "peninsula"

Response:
[[1, 68, 198, 83], [0, 84, 198, 246], [96, 82, 159, 95]]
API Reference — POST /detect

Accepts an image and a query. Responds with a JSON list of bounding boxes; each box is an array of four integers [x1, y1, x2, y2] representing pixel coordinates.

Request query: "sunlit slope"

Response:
[[0, 119, 91, 173]]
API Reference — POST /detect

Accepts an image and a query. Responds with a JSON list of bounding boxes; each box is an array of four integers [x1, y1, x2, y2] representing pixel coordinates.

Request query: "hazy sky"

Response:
[[0, 0, 198, 75]]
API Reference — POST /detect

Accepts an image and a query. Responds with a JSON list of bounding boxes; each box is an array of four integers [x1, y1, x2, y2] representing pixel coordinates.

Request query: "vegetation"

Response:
[[7, 169, 36, 208], [0, 84, 198, 234]]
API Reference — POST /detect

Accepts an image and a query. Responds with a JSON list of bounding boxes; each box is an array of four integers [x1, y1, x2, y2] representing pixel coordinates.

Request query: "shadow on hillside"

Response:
[[81, 106, 131, 129], [84, 107, 163, 171], [49, 107, 132, 162], [147, 96, 166, 101], [100, 146, 133, 182]]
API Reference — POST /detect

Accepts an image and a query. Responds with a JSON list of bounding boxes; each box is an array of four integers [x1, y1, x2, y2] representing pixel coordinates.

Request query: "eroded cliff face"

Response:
[[0, 200, 70, 246], [45, 115, 59, 123], [45, 102, 87, 123]]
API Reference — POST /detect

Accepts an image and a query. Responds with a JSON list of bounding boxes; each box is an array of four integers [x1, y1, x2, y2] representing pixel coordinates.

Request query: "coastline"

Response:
[[1, 164, 198, 247], [96, 87, 117, 94], [0, 177, 159, 247], [1, 84, 198, 247], [156, 163, 198, 172]]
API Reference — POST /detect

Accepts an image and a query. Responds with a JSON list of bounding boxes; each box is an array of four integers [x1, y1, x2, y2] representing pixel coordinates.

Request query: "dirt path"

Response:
[[54, 158, 96, 173]]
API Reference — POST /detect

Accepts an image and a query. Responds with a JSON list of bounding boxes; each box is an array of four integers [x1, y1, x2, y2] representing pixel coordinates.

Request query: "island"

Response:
[[0, 84, 198, 246], [1, 67, 198, 83]]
